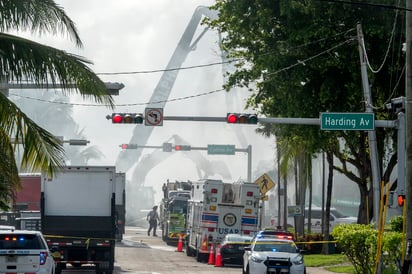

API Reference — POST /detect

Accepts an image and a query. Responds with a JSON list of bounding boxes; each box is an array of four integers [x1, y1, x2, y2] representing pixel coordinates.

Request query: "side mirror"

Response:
[[244, 246, 251, 251]]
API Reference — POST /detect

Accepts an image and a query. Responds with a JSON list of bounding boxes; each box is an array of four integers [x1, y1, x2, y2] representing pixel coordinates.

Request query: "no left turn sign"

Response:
[[145, 108, 163, 126]]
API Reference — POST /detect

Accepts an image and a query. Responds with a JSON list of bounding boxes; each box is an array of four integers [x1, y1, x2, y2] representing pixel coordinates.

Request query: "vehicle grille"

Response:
[[264, 256, 291, 273]]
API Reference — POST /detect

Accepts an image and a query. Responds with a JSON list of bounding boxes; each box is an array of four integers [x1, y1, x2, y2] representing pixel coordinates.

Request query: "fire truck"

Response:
[[185, 179, 260, 262], [160, 180, 191, 245]]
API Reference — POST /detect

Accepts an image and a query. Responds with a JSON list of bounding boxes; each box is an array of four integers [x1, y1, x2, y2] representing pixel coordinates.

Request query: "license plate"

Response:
[[6, 256, 17, 262]]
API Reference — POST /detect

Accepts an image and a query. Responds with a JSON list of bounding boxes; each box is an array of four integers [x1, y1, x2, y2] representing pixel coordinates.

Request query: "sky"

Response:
[[11, 0, 279, 205]]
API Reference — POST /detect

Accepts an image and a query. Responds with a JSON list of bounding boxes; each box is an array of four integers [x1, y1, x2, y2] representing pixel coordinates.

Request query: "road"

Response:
[[61, 226, 339, 274]]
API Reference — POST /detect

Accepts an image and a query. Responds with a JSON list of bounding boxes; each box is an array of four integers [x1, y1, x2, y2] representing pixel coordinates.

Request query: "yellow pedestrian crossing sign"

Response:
[[255, 173, 275, 195]]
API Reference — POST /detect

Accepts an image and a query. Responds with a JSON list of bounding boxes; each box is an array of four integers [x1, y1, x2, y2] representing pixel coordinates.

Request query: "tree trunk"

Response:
[[357, 182, 372, 224], [322, 151, 334, 254]]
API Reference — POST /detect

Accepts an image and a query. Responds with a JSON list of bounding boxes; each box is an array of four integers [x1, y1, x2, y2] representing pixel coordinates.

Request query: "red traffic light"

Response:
[[398, 194, 406, 207], [109, 113, 143, 124], [120, 144, 138, 149], [227, 113, 238, 123], [226, 113, 258, 124], [112, 114, 123, 123]]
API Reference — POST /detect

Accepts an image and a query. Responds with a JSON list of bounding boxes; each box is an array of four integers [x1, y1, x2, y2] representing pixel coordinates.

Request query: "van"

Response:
[[287, 206, 357, 232]]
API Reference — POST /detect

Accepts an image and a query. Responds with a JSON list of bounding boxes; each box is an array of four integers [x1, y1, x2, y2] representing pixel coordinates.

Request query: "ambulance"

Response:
[[185, 179, 260, 262]]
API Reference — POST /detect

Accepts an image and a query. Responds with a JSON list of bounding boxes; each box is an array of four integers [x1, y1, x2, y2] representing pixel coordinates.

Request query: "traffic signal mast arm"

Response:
[[107, 113, 396, 128], [163, 116, 396, 128]]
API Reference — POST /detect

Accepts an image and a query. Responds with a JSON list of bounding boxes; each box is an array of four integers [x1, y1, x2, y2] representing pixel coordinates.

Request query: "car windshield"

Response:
[[331, 209, 347, 218], [0, 234, 44, 249], [253, 241, 296, 253]]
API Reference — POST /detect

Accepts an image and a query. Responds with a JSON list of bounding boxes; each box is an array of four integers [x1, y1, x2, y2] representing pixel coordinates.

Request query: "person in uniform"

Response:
[[147, 205, 160, 236]]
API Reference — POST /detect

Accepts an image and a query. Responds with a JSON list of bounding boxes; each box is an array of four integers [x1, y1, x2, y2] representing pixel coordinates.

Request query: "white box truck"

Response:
[[41, 166, 116, 274]]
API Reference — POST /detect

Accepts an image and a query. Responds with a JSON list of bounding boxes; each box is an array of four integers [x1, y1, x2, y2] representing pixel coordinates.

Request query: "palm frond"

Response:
[[0, 126, 21, 210], [0, 33, 114, 108], [0, 0, 82, 47], [0, 92, 66, 175]]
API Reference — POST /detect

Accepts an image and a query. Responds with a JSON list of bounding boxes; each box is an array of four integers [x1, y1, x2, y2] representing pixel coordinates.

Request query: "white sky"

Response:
[[13, 0, 279, 204]]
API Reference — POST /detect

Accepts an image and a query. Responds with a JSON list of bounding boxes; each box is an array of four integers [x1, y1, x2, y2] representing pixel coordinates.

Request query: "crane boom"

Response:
[[116, 6, 218, 172]]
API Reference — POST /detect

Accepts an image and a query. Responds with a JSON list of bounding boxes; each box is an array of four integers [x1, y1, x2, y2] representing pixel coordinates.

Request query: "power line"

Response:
[[96, 61, 236, 75], [9, 29, 356, 107], [9, 88, 225, 107], [95, 29, 355, 76]]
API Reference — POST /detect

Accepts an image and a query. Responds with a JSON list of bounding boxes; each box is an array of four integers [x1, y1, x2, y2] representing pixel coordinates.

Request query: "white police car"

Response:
[[243, 235, 306, 274], [0, 230, 55, 274]]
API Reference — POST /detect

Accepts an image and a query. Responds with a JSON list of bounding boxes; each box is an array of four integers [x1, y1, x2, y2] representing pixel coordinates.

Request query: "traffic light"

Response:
[[109, 113, 144, 124], [120, 144, 138, 149], [226, 113, 258, 124], [175, 145, 191, 151], [398, 194, 406, 207]]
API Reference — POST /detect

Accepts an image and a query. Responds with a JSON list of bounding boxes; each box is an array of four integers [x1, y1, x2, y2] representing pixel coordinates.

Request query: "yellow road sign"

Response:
[[255, 173, 275, 194]]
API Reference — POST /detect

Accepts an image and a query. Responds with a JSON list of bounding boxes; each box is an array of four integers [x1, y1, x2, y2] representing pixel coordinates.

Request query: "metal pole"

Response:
[[357, 24, 382, 228], [247, 145, 252, 182], [403, 1, 412, 272]]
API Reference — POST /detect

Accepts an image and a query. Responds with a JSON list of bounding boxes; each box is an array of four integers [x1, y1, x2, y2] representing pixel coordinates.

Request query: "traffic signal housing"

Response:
[[226, 113, 258, 124], [175, 145, 191, 151], [398, 194, 406, 207], [120, 144, 138, 149], [109, 113, 144, 124]]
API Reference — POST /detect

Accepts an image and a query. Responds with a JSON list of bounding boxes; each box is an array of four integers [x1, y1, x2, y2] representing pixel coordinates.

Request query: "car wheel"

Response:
[[196, 250, 202, 262], [55, 264, 63, 274]]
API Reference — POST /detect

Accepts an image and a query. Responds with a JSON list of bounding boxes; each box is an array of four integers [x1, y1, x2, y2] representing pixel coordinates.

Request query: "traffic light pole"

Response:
[[1, 81, 124, 96], [162, 115, 396, 128], [120, 143, 252, 182]]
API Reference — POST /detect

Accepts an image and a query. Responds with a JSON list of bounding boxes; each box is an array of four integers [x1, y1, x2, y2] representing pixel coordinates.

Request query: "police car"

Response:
[[243, 233, 306, 274], [0, 230, 55, 274]]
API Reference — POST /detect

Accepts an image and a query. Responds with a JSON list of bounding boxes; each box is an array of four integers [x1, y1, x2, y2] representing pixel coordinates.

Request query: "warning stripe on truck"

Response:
[[201, 213, 218, 224], [241, 216, 258, 226]]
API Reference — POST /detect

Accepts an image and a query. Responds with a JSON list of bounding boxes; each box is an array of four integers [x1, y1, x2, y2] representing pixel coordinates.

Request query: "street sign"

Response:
[[255, 173, 275, 195], [288, 205, 302, 216], [145, 108, 163, 126], [320, 112, 375, 130], [207, 144, 235, 155]]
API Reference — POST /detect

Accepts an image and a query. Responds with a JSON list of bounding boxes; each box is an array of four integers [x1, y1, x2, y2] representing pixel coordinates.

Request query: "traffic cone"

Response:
[[214, 243, 223, 267], [207, 244, 215, 265], [176, 234, 183, 252]]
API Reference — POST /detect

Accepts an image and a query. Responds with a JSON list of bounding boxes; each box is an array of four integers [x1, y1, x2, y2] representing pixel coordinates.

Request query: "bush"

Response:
[[331, 222, 403, 274]]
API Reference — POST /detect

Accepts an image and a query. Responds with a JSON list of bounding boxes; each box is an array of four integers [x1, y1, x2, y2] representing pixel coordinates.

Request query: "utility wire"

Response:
[[9, 88, 225, 107], [96, 29, 355, 76], [96, 61, 237, 75], [361, 0, 401, 74], [9, 29, 358, 107]]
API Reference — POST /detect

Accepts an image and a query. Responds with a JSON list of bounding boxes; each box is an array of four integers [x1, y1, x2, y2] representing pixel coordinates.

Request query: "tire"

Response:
[[55, 263, 64, 274], [196, 250, 202, 262]]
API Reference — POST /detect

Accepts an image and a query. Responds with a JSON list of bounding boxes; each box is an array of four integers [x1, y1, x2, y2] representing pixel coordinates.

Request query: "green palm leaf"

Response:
[[0, 33, 114, 106], [0, 0, 82, 47], [0, 0, 116, 210]]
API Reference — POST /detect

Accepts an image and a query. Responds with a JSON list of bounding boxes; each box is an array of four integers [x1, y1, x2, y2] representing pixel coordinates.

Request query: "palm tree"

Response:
[[0, 0, 114, 209]]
